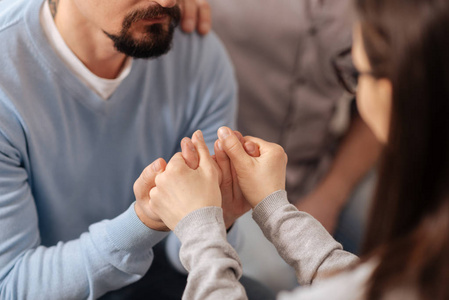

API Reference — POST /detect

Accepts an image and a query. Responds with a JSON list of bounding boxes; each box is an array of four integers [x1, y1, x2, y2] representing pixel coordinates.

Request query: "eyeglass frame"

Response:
[[331, 47, 374, 95]]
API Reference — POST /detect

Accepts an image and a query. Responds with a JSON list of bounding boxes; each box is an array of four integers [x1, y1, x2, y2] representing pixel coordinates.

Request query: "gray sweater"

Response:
[[174, 190, 368, 300]]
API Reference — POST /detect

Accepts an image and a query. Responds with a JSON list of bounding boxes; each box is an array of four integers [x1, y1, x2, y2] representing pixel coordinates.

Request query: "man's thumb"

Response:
[[217, 127, 251, 169]]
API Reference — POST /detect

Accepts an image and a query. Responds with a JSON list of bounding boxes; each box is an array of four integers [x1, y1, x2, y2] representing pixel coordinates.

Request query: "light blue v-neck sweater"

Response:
[[0, 0, 237, 298]]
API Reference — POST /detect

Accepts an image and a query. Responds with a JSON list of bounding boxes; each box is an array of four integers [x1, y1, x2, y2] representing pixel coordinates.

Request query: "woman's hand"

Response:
[[180, 130, 260, 228], [148, 131, 222, 230], [214, 131, 260, 228], [179, 0, 211, 35], [217, 126, 288, 208]]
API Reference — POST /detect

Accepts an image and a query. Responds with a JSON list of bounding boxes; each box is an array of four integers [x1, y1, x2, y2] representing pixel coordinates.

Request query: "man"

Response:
[[0, 0, 255, 298], [207, 0, 381, 291]]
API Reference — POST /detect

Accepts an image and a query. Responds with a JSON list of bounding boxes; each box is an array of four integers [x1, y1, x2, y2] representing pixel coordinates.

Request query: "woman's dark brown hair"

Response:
[[355, 0, 449, 299]]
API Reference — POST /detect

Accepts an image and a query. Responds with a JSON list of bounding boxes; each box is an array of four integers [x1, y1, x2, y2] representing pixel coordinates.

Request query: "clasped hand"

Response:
[[134, 127, 288, 231]]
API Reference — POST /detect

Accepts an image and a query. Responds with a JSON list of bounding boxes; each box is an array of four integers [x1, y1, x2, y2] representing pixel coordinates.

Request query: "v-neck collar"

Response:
[[25, 0, 136, 114]]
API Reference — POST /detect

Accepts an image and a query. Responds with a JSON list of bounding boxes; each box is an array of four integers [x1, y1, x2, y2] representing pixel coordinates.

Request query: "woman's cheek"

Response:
[[356, 81, 373, 125], [356, 81, 385, 142]]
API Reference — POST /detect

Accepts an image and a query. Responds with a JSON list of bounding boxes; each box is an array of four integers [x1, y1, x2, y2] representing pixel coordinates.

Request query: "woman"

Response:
[[145, 0, 449, 298]]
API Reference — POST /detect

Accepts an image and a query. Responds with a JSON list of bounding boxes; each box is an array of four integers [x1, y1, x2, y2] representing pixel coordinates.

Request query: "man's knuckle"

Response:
[[149, 187, 158, 200], [133, 180, 139, 194], [154, 173, 163, 186], [141, 167, 154, 184]]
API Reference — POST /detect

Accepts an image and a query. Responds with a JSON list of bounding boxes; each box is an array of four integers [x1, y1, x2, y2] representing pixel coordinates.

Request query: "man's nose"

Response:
[[152, 0, 177, 8]]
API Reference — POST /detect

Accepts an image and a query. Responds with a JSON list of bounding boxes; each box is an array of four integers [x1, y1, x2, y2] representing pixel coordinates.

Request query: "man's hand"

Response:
[[134, 158, 170, 231], [179, 0, 211, 35]]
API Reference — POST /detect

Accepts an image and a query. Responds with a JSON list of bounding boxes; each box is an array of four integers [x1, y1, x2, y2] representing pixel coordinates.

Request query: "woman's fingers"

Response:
[[217, 127, 253, 170], [244, 141, 260, 157], [179, 0, 197, 33], [179, 0, 211, 35], [196, 0, 211, 35]]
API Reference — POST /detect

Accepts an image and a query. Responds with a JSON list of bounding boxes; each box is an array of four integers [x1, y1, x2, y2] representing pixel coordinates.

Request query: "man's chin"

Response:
[[131, 29, 167, 42], [115, 36, 174, 59], [105, 21, 177, 59]]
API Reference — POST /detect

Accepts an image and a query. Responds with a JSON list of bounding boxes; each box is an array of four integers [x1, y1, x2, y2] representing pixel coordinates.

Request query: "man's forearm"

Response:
[[0, 203, 167, 299]]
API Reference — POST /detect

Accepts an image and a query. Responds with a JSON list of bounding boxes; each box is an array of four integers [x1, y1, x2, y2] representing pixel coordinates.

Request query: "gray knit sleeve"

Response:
[[252, 190, 359, 285], [175, 207, 247, 300]]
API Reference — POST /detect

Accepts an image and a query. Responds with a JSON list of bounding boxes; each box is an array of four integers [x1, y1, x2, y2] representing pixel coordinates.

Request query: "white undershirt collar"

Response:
[[40, 1, 133, 100]]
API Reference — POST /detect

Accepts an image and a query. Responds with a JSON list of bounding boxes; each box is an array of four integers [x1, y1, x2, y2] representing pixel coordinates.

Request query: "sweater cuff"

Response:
[[252, 190, 289, 224], [105, 202, 168, 253], [175, 207, 225, 242]]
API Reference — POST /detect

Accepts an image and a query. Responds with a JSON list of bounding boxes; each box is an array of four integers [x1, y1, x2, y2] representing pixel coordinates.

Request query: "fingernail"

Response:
[[245, 142, 255, 154], [194, 130, 204, 141], [152, 160, 161, 172], [218, 127, 230, 139], [217, 141, 223, 151], [184, 20, 195, 32]]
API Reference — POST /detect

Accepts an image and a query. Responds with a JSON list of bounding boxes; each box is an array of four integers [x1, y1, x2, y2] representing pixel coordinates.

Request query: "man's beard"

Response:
[[104, 5, 181, 59]]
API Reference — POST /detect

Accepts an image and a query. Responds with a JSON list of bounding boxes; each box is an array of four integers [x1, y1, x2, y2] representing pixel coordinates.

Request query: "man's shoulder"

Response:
[[0, 0, 29, 34]]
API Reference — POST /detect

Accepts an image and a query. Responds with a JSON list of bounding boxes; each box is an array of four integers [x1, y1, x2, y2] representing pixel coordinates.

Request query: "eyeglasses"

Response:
[[331, 47, 373, 95]]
